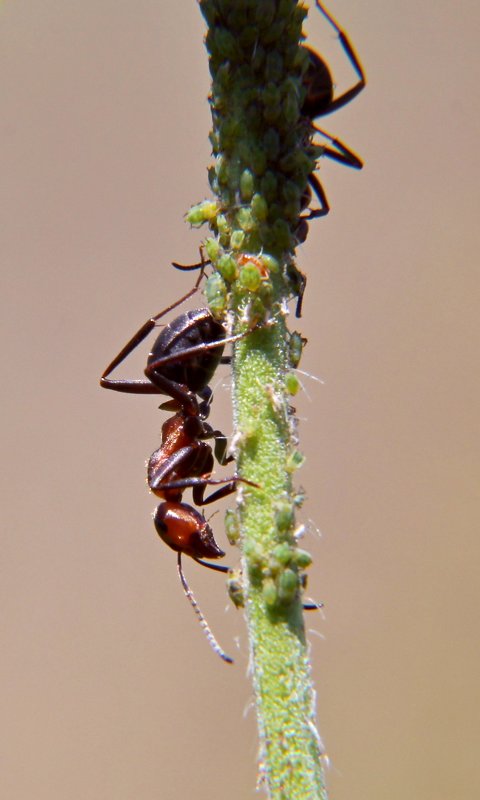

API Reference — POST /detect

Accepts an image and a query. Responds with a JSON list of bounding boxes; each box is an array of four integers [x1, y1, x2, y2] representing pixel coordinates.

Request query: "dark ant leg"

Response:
[[157, 475, 258, 506], [285, 263, 307, 318], [313, 126, 363, 169], [102, 371, 199, 417], [200, 422, 233, 465], [303, 135, 362, 222], [295, 272, 306, 318], [314, 1, 366, 114], [302, 173, 330, 220], [193, 479, 238, 507], [177, 553, 233, 663], [212, 432, 233, 466], [303, 601, 324, 611], [172, 244, 211, 273], [172, 258, 212, 272]]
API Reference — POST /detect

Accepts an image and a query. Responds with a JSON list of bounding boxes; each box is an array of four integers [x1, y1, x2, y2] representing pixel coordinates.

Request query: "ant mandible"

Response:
[[299, 0, 366, 230], [100, 271, 257, 662]]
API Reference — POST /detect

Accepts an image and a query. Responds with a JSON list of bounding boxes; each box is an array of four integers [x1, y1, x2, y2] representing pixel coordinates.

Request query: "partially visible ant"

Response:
[[100, 271, 257, 663], [299, 0, 366, 232], [172, 6, 364, 309]]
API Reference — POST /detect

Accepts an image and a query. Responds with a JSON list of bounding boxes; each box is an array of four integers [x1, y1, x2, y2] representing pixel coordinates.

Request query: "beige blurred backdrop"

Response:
[[1, 1, 479, 798]]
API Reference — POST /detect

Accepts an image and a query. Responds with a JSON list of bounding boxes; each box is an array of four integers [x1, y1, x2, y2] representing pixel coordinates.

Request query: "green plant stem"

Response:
[[196, 1, 327, 797], [233, 311, 327, 799]]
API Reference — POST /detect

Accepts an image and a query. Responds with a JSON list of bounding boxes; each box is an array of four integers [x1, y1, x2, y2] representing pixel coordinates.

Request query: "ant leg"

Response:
[[200, 422, 234, 465], [102, 372, 197, 414], [195, 474, 259, 506], [302, 173, 330, 220], [285, 262, 307, 318], [295, 270, 307, 318], [146, 373, 199, 415], [172, 258, 212, 272], [212, 432, 234, 466], [314, 1, 366, 114], [177, 554, 233, 663], [194, 480, 237, 506], [100, 275, 204, 392], [158, 475, 257, 506], [172, 244, 212, 272], [304, 135, 362, 223], [313, 126, 363, 169], [303, 601, 324, 611]]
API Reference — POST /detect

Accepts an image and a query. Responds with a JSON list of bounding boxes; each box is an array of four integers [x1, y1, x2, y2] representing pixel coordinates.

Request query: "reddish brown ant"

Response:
[[100, 272, 258, 662], [299, 1, 366, 232]]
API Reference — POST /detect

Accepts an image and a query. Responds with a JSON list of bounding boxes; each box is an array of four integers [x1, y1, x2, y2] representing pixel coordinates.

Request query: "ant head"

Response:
[[154, 501, 225, 560]]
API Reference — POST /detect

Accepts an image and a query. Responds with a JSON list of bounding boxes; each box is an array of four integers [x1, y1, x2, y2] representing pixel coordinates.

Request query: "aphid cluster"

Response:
[[100, 1, 364, 662], [184, 1, 365, 323]]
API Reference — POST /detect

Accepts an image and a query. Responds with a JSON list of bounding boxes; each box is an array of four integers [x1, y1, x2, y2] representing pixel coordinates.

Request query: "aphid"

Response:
[[173, 253, 307, 320]]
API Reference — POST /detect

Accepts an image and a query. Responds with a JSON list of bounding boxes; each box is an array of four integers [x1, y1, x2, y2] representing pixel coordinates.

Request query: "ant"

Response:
[[299, 0, 366, 231], [100, 271, 257, 663]]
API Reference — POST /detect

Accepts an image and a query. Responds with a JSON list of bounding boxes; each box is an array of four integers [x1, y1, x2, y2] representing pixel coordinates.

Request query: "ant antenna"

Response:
[[303, 601, 325, 611], [172, 245, 211, 274], [177, 553, 233, 664]]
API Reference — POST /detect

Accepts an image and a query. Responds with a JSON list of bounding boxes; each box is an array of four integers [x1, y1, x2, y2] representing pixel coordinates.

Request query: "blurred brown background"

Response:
[[2, 1, 479, 798]]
